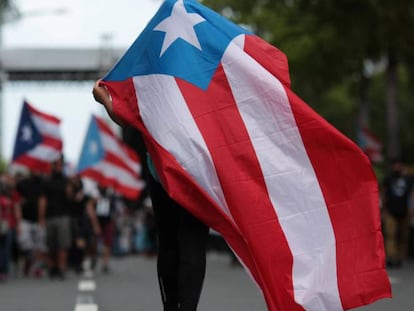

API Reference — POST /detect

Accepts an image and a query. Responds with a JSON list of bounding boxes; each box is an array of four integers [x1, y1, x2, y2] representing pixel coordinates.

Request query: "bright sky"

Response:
[[2, 0, 163, 164]]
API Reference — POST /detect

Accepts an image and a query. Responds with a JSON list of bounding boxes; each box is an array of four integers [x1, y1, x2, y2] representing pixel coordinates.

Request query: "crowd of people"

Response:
[[1, 155, 414, 286], [0, 156, 157, 282]]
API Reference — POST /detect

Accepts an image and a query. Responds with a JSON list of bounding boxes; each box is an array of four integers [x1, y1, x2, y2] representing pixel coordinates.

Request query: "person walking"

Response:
[[15, 171, 47, 277], [93, 80, 210, 311], [382, 160, 414, 268], [39, 156, 72, 279], [94, 185, 115, 273], [67, 175, 101, 274]]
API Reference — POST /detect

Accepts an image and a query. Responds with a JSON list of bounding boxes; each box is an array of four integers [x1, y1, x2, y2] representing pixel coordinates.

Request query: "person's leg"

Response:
[[150, 177, 180, 311], [398, 215, 410, 263], [101, 222, 115, 273], [177, 206, 209, 311], [46, 219, 59, 277], [383, 211, 398, 264], [56, 216, 71, 278], [18, 221, 33, 276], [9, 228, 19, 276], [33, 223, 47, 277], [3, 229, 13, 276], [0, 235, 7, 280]]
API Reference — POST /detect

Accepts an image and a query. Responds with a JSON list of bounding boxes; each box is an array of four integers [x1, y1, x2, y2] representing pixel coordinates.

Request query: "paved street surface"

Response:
[[0, 253, 412, 311]]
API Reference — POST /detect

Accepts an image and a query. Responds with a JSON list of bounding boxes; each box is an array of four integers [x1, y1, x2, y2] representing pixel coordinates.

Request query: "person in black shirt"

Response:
[[68, 175, 101, 274], [382, 160, 414, 268], [15, 172, 47, 277], [39, 155, 72, 279]]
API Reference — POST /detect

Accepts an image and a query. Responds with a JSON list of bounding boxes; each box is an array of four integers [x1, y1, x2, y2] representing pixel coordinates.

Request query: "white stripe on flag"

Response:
[[94, 161, 145, 190], [32, 115, 62, 139], [27, 144, 62, 162], [133, 74, 234, 223], [222, 35, 342, 311], [100, 132, 140, 173]]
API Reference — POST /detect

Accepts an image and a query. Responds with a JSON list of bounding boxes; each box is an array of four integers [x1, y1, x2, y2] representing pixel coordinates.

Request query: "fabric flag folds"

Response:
[[12, 100, 63, 173], [100, 0, 391, 310], [77, 115, 144, 200]]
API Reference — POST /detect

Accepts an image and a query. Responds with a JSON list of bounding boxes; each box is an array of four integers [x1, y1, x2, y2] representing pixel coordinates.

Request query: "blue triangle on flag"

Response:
[[12, 101, 42, 160], [77, 116, 105, 172], [103, 0, 249, 90]]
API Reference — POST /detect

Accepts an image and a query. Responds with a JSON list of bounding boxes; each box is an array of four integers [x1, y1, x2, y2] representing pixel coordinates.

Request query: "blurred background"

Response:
[[0, 0, 413, 310]]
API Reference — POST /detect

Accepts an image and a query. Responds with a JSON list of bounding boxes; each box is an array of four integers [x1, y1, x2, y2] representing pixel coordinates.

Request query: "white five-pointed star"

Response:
[[21, 124, 33, 142], [154, 0, 206, 56], [89, 141, 99, 155]]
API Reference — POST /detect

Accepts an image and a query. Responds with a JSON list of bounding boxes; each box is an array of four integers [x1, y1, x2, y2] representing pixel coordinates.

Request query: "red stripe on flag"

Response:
[[13, 154, 51, 173], [42, 136, 63, 150], [104, 79, 266, 306], [93, 114, 140, 170], [101, 78, 142, 129], [103, 152, 138, 176], [241, 35, 291, 89], [243, 34, 391, 308], [143, 130, 265, 297], [27, 103, 61, 124], [81, 168, 141, 200], [285, 89, 391, 308], [176, 66, 304, 311], [95, 116, 117, 137]]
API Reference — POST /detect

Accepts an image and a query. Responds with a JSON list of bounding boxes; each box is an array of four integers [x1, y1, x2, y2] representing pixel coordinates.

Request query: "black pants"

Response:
[[149, 177, 209, 311]]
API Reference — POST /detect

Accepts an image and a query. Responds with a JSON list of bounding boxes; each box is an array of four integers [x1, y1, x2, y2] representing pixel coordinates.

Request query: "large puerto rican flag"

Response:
[[12, 100, 63, 173], [77, 115, 144, 200], [100, 0, 391, 310]]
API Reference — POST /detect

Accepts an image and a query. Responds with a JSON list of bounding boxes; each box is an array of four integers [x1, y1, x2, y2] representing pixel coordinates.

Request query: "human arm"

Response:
[[38, 195, 47, 228], [86, 198, 101, 236], [14, 202, 22, 236], [92, 80, 125, 127]]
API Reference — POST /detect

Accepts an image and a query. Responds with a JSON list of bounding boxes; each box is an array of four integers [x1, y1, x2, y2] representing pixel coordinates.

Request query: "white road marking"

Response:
[[78, 280, 97, 291], [76, 295, 95, 305], [75, 259, 98, 311], [74, 304, 98, 311]]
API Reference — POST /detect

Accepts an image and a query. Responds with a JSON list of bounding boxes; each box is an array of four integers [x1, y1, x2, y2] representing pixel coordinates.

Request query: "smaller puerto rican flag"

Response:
[[77, 115, 144, 200], [12, 100, 63, 173]]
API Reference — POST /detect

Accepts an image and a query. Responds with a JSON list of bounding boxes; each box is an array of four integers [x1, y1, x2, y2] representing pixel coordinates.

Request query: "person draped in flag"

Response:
[[93, 81, 209, 311], [91, 1, 390, 310]]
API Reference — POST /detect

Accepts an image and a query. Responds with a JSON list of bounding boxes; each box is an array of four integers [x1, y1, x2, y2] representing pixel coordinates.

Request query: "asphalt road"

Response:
[[0, 253, 412, 311]]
